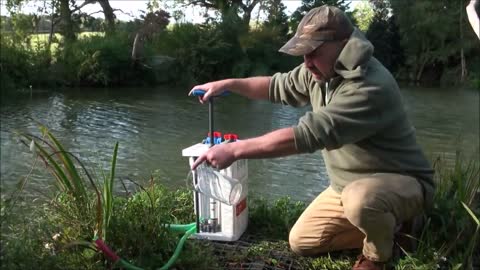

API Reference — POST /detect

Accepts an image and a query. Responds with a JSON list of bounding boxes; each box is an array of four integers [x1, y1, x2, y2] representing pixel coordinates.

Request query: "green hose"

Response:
[[158, 225, 197, 270], [98, 223, 197, 270], [167, 222, 196, 233]]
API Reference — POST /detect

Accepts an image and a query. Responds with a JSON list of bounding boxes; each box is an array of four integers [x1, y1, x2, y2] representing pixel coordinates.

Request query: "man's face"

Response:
[[303, 40, 346, 81]]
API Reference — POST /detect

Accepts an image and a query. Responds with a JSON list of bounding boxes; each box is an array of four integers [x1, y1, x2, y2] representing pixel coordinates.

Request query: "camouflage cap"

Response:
[[279, 5, 354, 56]]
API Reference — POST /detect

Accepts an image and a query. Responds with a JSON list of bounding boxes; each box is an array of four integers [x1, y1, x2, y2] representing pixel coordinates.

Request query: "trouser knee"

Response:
[[341, 181, 374, 227], [289, 224, 330, 257]]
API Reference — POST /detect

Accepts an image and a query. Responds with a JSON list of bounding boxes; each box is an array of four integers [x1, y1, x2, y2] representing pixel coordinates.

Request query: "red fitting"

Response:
[[207, 131, 222, 137]]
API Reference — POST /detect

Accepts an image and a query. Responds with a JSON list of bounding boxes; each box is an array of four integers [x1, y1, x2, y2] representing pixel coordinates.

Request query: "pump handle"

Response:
[[191, 89, 230, 97]]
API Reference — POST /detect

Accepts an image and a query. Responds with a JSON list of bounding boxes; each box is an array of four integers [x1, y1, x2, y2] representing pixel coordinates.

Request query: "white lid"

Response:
[[182, 143, 209, 157]]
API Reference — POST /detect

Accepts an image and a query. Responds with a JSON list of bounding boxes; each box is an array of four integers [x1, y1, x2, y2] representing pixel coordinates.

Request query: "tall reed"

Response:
[[18, 125, 119, 241]]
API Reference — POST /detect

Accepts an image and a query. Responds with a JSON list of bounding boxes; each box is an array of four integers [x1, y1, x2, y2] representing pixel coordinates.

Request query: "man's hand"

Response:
[[191, 143, 237, 170], [189, 80, 230, 104], [188, 77, 271, 102]]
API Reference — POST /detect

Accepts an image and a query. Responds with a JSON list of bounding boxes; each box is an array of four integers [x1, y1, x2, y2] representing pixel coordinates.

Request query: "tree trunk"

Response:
[[48, 5, 55, 48], [242, 7, 252, 28], [131, 33, 145, 61], [59, 0, 76, 42], [461, 47, 467, 82], [98, 0, 116, 35], [416, 55, 428, 83], [460, 0, 467, 83]]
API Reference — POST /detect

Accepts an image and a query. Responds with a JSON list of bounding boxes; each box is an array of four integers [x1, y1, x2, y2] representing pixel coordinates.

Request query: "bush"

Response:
[[1, 184, 218, 270], [152, 23, 236, 83], [0, 36, 35, 91], [54, 32, 159, 87]]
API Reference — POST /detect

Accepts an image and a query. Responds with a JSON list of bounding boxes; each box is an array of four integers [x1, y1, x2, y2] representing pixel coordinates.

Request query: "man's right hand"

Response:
[[189, 80, 230, 104]]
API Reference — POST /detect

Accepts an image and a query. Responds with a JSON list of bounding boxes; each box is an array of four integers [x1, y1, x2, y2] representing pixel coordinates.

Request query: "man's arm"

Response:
[[189, 76, 271, 103], [191, 127, 299, 170]]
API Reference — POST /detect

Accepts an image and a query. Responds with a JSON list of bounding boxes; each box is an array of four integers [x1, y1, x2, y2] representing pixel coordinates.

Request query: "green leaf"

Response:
[[461, 202, 480, 226]]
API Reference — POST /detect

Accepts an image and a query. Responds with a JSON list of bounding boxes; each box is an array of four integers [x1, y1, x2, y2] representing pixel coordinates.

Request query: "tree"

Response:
[[178, 0, 262, 28], [59, 0, 76, 41], [365, 0, 404, 74], [72, 0, 116, 35], [262, 0, 289, 37], [97, 0, 115, 35], [390, 0, 479, 83], [289, 0, 351, 31], [352, 1, 374, 32], [132, 10, 170, 62], [7, 0, 118, 39]]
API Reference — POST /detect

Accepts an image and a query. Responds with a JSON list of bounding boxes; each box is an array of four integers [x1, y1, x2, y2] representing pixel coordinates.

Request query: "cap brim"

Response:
[[279, 36, 324, 56]]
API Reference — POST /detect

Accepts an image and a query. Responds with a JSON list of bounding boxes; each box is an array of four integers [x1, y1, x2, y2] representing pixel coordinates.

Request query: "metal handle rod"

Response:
[[209, 99, 214, 148], [193, 158, 200, 233]]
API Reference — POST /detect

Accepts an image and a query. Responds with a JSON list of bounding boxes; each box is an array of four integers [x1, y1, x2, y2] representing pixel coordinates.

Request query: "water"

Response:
[[1, 87, 478, 202]]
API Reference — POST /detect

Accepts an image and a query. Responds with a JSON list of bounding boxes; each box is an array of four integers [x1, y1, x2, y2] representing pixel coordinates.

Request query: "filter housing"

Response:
[[182, 143, 248, 241]]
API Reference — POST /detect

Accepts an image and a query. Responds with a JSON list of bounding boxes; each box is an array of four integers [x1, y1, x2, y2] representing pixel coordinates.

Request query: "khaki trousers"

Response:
[[289, 173, 424, 262]]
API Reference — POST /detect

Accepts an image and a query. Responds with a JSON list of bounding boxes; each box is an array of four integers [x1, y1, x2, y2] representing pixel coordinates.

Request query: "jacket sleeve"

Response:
[[268, 64, 311, 107], [292, 84, 402, 153]]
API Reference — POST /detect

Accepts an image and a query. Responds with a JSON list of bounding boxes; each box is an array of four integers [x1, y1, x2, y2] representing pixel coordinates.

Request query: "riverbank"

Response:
[[1, 129, 478, 270]]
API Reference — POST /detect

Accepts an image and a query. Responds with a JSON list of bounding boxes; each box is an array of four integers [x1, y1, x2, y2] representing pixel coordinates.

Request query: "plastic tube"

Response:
[[167, 223, 196, 233], [96, 223, 197, 270], [158, 225, 197, 270]]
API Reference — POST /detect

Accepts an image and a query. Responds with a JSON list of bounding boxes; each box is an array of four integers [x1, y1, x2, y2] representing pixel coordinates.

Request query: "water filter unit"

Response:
[[182, 143, 248, 241], [183, 88, 248, 241]]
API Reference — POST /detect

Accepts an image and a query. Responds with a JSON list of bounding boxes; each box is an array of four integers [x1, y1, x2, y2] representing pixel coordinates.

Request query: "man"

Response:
[[189, 5, 434, 270]]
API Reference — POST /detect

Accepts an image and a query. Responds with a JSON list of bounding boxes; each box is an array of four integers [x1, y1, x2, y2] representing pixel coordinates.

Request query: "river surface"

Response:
[[1, 87, 478, 201]]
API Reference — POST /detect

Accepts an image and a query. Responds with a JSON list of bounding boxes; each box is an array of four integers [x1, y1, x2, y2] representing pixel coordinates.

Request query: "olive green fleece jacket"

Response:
[[269, 29, 435, 206]]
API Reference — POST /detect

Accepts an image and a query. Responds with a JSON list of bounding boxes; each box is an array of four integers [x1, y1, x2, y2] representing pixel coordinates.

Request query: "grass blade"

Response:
[[102, 142, 118, 241]]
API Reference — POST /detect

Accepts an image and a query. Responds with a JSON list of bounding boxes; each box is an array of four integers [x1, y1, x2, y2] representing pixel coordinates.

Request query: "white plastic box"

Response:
[[182, 143, 248, 241]]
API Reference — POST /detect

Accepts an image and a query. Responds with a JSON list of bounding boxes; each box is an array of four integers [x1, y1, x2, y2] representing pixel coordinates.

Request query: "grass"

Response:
[[1, 127, 479, 269]]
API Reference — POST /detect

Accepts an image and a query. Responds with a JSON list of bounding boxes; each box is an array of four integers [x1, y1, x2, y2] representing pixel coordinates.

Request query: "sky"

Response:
[[0, 0, 364, 23]]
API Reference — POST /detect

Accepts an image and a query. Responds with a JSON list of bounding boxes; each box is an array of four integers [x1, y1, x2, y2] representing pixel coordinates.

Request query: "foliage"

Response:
[[1, 185, 218, 270], [2, 127, 217, 269], [3, 0, 480, 88], [153, 22, 236, 82], [137, 10, 171, 39], [262, 0, 289, 37], [0, 35, 33, 91], [396, 154, 480, 269], [365, 0, 404, 74], [389, 0, 480, 84], [289, 0, 351, 32], [54, 32, 159, 86], [178, 0, 261, 28], [352, 1, 374, 32], [0, 32, 54, 92], [249, 196, 306, 239]]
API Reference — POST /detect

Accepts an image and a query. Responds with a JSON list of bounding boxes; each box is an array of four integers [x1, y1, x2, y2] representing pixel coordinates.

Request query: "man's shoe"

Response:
[[352, 255, 386, 270]]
